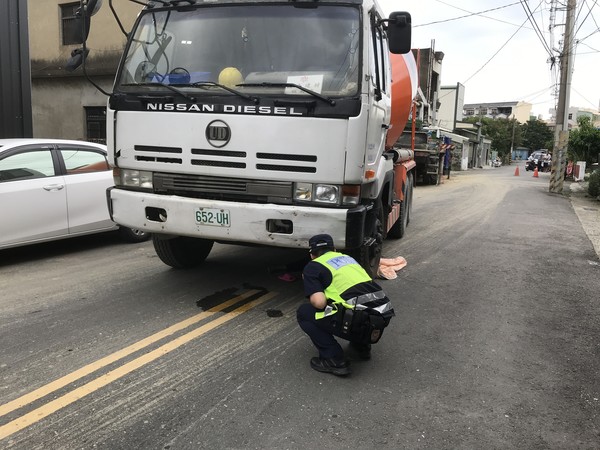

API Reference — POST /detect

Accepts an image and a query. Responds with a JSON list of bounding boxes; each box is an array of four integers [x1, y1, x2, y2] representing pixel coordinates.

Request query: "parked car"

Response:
[[0, 138, 150, 250]]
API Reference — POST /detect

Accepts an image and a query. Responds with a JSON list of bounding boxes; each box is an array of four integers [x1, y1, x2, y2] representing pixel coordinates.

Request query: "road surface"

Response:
[[1, 165, 599, 449]]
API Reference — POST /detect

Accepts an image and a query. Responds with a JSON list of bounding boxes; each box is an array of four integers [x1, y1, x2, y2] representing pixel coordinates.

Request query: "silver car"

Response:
[[0, 138, 149, 250]]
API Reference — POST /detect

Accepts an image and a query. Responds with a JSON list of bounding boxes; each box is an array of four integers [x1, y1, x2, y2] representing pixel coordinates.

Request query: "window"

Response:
[[568, 113, 573, 120], [118, 6, 360, 97], [0, 150, 56, 182], [85, 107, 107, 144], [61, 2, 81, 46], [375, 27, 387, 93], [369, 14, 386, 99], [60, 148, 109, 174]]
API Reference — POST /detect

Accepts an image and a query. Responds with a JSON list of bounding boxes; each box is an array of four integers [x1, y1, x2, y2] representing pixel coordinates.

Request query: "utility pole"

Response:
[[509, 115, 516, 164], [0, 0, 32, 138], [549, 0, 576, 194]]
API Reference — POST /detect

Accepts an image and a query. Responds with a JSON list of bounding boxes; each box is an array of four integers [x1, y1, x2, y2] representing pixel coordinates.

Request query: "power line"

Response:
[[431, 0, 534, 29], [576, 42, 600, 51], [461, 1, 545, 85], [577, 26, 600, 41], [520, 84, 557, 102], [586, 0, 600, 30], [415, 1, 522, 27], [571, 86, 600, 107], [520, 0, 554, 56], [575, 0, 599, 34], [574, 0, 600, 41]]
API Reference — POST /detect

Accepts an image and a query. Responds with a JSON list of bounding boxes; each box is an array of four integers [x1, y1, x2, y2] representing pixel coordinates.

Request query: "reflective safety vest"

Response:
[[313, 251, 373, 320]]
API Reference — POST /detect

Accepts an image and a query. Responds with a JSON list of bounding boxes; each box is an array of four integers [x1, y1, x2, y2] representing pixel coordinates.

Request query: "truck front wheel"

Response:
[[349, 199, 383, 278], [152, 235, 214, 269]]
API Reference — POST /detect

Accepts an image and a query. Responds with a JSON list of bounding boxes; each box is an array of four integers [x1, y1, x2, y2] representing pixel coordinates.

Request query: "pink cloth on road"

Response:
[[377, 256, 407, 280]]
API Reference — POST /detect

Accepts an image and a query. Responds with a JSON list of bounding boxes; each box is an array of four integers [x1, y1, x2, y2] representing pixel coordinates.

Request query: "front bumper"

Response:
[[107, 188, 366, 249]]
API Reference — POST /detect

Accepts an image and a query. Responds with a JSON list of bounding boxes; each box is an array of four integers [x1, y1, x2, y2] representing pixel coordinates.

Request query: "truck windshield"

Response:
[[117, 5, 360, 98]]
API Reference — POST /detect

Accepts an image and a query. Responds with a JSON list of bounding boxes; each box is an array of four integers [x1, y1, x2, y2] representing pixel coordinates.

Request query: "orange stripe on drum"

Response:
[[386, 51, 418, 149]]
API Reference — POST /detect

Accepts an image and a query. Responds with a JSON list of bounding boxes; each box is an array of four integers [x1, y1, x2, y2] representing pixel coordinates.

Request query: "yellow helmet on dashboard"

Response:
[[218, 67, 243, 88]]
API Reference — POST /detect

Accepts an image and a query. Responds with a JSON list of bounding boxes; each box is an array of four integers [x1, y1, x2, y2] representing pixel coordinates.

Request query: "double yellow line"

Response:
[[0, 289, 275, 441]]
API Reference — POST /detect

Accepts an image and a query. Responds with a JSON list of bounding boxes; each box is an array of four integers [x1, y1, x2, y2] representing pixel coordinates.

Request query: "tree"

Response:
[[521, 118, 554, 151], [464, 117, 522, 160], [568, 116, 600, 167]]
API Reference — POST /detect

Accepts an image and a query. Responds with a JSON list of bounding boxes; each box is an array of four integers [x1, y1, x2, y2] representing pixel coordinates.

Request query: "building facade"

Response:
[[28, 1, 141, 141], [412, 46, 444, 127], [548, 106, 600, 130], [437, 82, 465, 130], [463, 101, 532, 124]]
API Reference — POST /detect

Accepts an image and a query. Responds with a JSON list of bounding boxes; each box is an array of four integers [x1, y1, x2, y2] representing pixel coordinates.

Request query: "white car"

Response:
[[0, 138, 149, 250]]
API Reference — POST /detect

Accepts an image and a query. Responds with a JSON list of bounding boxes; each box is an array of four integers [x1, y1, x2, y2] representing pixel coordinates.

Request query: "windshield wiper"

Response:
[[121, 82, 196, 102], [237, 82, 336, 106], [147, 0, 196, 7], [189, 81, 258, 104]]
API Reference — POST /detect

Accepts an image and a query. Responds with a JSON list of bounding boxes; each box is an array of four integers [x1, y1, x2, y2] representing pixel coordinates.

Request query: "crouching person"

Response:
[[297, 234, 394, 376]]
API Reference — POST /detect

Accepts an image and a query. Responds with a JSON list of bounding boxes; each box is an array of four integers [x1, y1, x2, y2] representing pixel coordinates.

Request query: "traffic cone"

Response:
[[533, 167, 539, 177], [514, 167, 520, 176]]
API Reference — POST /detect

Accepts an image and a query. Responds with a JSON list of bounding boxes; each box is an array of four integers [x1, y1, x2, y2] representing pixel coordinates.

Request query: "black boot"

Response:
[[310, 357, 351, 376]]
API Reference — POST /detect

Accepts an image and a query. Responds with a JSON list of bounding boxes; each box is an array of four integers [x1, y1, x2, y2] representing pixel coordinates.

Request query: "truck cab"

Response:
[[74, 0, 415, 276]]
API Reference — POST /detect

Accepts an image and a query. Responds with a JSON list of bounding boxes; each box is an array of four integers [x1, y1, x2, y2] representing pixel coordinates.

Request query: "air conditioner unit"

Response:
[[574, 161, 586, 182]]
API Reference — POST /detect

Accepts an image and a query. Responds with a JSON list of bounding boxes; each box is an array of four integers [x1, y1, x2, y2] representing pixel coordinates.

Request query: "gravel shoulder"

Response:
[[565, 181, 600, 259]]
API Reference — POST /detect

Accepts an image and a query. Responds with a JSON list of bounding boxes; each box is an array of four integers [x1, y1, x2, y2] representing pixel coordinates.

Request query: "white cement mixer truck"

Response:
[[73, 0, 418, 276]]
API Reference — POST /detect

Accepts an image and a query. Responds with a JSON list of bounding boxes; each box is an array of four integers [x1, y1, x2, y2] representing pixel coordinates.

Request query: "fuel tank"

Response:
[[385, 52, 418, 150]]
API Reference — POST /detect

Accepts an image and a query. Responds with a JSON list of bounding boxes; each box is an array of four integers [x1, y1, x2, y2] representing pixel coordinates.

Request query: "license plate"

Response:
[[195, 208, 231, 227]]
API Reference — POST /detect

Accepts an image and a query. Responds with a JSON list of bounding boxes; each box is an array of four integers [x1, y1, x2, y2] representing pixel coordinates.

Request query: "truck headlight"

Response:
[[294, 183, 358, 205], [314, 184, 339, 203], [294, 182, 312, 201], [114, 168, 153, 189]]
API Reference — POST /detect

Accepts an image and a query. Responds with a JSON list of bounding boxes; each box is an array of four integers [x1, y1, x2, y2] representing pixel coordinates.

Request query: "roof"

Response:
[[0, 139, 106, 153], [463, 101, 519, 108]]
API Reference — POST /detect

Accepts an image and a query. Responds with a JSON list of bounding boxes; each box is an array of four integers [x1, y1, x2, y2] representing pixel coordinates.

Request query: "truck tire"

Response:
[[388, 179, 409, 239], [349, 198, 383, 279], [152, 235, 214, 269]]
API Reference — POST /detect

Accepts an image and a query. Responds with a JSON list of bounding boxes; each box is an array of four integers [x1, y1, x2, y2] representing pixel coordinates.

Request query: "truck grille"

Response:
[[134, 145, 183, 164], [153, 173, 293, 203], [131, 146, 317, 173]]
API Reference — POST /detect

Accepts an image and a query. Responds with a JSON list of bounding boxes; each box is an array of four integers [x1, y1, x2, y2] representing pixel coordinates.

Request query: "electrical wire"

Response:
[[519, 0, 554, 56], [461, 2, 543, 85], [575, 0, 599, 34], [574, 0, 600, 41], [571, 86, 600, 107], [414, 1, 522, 27], [431, 0, 533, 29], [576, 41, 600, 52], [524, 85, 557, 105], [577, 26, 600, 41]]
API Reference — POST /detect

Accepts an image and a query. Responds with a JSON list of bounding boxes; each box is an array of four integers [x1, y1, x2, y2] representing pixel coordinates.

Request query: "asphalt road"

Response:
[[1, 165, 599, 449]]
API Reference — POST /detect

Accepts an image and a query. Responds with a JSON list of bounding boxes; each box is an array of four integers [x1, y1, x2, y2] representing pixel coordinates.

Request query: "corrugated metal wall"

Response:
[[0, 0, 32, 138]]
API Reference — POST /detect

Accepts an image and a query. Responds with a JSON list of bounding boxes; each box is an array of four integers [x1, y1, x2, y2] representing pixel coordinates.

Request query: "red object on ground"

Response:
[[514, 167, 520, 176], [533, 167, 539, 178]]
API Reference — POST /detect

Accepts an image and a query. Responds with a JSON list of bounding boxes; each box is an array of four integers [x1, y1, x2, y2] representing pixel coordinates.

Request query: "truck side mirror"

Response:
[[72, 0, 103, 44], [387, 11, 411, 54]]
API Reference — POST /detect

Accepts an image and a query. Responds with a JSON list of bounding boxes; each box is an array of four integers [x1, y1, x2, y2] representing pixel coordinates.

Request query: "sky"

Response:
[[379, 0, 600, 120]]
